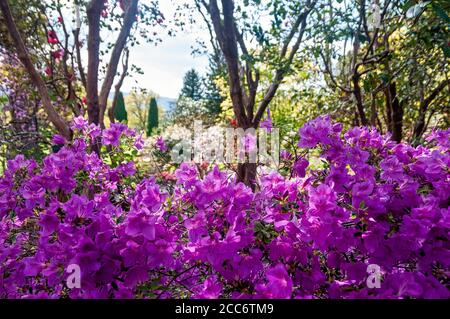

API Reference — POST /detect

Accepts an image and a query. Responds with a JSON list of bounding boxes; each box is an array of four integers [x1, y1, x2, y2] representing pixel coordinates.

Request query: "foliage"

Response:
[[114, 92, 128, 123], [310, 0, 449, 142], [125, 88, 161, 133], [0, 116, 449, 298], [203, 55, 226, 117], [169, 68, 222, 127], [0, 53, 62, 168], [147, 97, 159, 137], [170, 97, 211, 127], [0, 0, 167, 136], [180, 68, 203, 101]]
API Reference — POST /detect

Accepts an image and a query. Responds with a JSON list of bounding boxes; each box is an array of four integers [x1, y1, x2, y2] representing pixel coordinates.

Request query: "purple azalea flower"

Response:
[[292, 157, 309, 177], [426, 128, 450, 149], [280, 149, 292, 160], [125, 211, 156, 241], [102, 123, 127, 146], [134, 134, 144, 150], [155, 136, 168, 152], [256, 264, 293, 299], [38, 211, 60, 236], [87, 123, 101, 140], [298, 116, 341, 148], [194, 276, 223, 299], [52, 134, 66, 145], [1, 116, 449, 299], [71, 116, 88, 130], [380, 155, 404, 182], [260, 108, 273, 132], [63, 194, 94, 222], [308, 184, 337, 213], [175, 163, 198, 187]]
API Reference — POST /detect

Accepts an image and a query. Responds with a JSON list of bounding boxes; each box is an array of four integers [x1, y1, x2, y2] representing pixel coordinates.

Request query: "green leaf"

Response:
[[363, 79, 371, 92], [442, 44, 450, 58], [380, 73, 390, 83], [431, 3, 450, 24], [358, 33, 369, 43], [359, 201, 367, 210]]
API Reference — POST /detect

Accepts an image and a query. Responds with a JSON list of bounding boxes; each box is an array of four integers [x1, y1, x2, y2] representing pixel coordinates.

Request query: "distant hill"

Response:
[[108, 92, 176, 112]]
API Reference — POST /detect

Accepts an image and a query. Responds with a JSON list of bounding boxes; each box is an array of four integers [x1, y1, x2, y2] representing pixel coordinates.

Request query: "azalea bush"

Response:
[[0, 116, 449, 299]]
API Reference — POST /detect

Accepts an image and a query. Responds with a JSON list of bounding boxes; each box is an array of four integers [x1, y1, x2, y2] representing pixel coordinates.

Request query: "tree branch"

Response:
[[86, 0, 104, 125], [319, 51, 352, 93], [253, 0, 317, 125], [0, 0, 72, 139], [108, 48, 129, 123], [73, 3, 87, 89], [412, 78, 450, 140], [422, 78, 450, 109], [208, 0, 248, 126], [98, 0, 139, 128], [195, 0, 221, 59], [234, 22, 258, 120]]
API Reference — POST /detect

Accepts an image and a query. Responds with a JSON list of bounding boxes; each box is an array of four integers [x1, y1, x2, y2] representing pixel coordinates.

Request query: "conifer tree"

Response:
[[147, 97, 158, 136], [114, 92, 128, 123]]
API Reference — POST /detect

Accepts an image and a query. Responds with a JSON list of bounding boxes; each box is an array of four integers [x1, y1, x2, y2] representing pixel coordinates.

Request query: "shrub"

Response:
[[0, 116, 448, 298]]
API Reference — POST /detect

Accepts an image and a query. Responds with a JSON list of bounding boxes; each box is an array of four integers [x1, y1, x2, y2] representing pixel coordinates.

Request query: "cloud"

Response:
[[121, 2, 210, 98]]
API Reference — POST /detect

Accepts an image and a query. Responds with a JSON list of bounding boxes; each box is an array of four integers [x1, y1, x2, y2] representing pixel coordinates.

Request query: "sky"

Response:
[[121, 1, 210, 99]]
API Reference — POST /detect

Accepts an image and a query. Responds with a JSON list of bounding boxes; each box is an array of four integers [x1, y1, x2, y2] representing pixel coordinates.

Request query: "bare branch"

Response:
[[319, 51, 352, 93], [195, 0, 221, 59], [279, 0, 314, 59], [422, 79, 450, 109], [73, 28, 87, 89], [234, 22, 258, 119], [98, 0, 139, 128], [253, 0, 317, 125]]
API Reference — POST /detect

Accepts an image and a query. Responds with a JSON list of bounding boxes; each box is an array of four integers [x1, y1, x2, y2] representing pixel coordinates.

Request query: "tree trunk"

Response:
[[385, 82, 403, 142], [205, 0, 315, 190], [86, 0, 103, 125], [370, 92, 377, 127], [390, 84, 403, 143], [412, 110, 426, 144], [0, 0, 72, 140], [412, 79, 449, 142], [237, 162, 257, 190], [385, 87, 393, 133], [98, 0, 138, 128], [108, 49, 129, 124], [352, 74, 368, 126]]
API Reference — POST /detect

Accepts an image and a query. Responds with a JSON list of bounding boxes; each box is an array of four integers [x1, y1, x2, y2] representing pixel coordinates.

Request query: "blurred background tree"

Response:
[[114, 91, 128, 123], [0, 0, 167, 140], [180, 68, 203, 101], [0, 0, 449, 174], [310, 0, 449, 143], [147, 97, 159, 136]]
